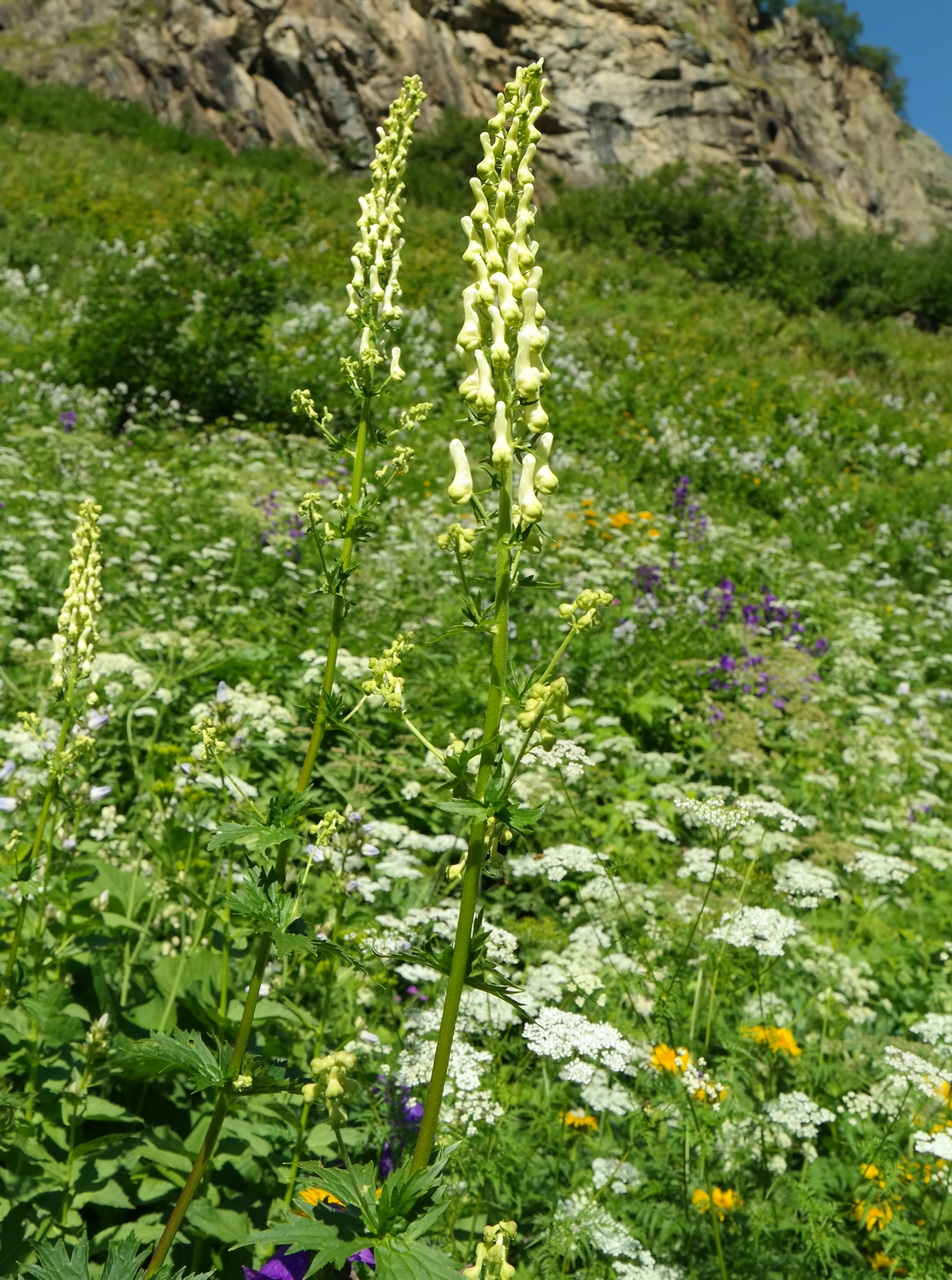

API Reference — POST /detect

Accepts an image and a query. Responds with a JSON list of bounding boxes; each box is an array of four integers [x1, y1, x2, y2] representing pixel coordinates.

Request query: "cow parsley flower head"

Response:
[[910, 1013, 952, 1049], [884, 1045, 952, 1099], [764, 1091, 835, 1139], [848, 850, 917, 886], [507, 842, 606, 882], [523, 1007, 641, 1083], [773, 859, 840, 909], [592, 1158, 642, 1194], [913, 1129, 952, 1161], [555, 1194, 645, 1259], [675, 795, 756, 834], [51, 501, 103, 691], [710, 905, 802, 957]]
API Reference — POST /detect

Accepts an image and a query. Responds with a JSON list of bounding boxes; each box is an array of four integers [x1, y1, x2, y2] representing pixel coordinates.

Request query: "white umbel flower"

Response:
[[710, 905, 802, 957], [50, 500, 103, 691], [764, 1090, 835, 1139]]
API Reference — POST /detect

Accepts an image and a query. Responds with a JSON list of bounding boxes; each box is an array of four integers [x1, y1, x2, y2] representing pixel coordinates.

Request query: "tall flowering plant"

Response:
[[139, 77, 427, 1279], [240, 60, 616, 1280]]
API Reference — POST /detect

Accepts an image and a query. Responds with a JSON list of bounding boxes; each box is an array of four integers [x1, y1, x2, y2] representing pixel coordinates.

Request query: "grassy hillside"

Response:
[[2, 73, 952, 1280]]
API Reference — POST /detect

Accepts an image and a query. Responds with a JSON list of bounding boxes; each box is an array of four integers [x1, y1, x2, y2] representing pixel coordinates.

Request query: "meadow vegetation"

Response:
[[1, 61, 952, 1280]]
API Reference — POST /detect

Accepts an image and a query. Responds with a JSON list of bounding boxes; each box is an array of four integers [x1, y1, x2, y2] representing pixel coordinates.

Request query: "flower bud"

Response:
[[491, 401, 512, 466], [448, 439, 474, 504], [517, 454, 544, 524], [534, 431, 558, 492]]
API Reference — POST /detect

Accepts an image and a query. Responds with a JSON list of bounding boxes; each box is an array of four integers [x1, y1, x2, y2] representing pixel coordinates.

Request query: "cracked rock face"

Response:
[[1, 0, 950, 240]]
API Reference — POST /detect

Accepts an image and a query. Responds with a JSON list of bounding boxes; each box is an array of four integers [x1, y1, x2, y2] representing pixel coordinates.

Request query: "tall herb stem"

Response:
[[298, 400, 371, 790], [411, 468, 512, 1172]]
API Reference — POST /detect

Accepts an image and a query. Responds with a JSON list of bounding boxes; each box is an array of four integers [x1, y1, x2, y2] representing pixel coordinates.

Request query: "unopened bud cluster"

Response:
[[436, 523, 477, 560], [448, 61, 557, 528], [463, 1220, 518, 1280], [304, 1049, 357, 1127], [346, 76, 426, 374], [362, 633, 413, 710], [516, 676, 568, 733], [51, 501, 102, 692], [558, 588, 614, 631]]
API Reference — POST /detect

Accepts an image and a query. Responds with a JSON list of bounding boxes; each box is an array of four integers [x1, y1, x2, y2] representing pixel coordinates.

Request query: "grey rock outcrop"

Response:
[[1, 0, 950, 241]]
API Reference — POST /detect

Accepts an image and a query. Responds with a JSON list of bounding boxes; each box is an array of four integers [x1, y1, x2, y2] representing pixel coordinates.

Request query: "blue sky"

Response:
[[849, 0, 952, 152]]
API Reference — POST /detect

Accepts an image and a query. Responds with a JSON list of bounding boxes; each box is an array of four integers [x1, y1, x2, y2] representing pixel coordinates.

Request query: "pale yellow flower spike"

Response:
[[452, 61, 554, 526], [346, 75, 426, 370], [50, 500, 103, 692]]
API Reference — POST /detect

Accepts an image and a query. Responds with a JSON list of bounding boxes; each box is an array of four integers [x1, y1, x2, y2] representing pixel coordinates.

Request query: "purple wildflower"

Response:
[[242, 1246, 311, 1280], [59, 410, 77, 432]]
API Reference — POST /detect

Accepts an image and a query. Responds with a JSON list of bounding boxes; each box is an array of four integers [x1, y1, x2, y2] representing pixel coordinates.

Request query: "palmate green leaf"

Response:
[[114, 1027, 227, 1091], [207, 787, 316, 853], [17, 1232, 204, 1280], [239, 1206, 374, 1276], [297, 1159, 378, 1221], [432, 797, 490, 820], [373, 1236, 462, 1280], [227, 869, 314, 959], [403, 914, 530, 1019], [207, 820, 298, 853]]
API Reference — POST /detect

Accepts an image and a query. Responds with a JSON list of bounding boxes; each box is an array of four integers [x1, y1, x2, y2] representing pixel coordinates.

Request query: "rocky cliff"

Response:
[[1, 0, 951, 241]]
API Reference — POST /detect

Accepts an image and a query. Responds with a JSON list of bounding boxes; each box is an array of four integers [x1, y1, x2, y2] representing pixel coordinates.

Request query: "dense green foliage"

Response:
[[2, 70, 952, 1280]]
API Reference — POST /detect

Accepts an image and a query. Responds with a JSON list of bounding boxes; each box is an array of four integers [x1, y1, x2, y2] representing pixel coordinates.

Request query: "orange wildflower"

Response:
[[609, 511, 634, 529], [868, 1253, 906, 1274], [651, 1043, 690, 1073], [692, 1186, 742, 1220], [741, 1025, 802, 1057], [559, 1109, 597, 1131], [854, 1201, 894, 1232], [301, 1187, 345, 1208]]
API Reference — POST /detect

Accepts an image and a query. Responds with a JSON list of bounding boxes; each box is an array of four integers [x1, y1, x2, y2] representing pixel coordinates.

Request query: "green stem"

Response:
[[708, 1198, 729, 1280], [144, 399, 374, 1274], [410, 464, 513, 1173], [2, 688, 75, 1002], [335, 1126, 373, 1219], [144, 898, 276, 1279], [298, 399, 371, 791], [283, 1100, 311, 1206]]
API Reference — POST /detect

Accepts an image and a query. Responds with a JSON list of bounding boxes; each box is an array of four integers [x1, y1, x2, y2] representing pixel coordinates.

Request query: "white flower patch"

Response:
[[910, 1013, 952, 1049], [675, 796, 755, 833], [884, 1045, 952, 1099], [710, 906, 802, 957], [764, 1091, 835, 1139], [581, 1068, 636, 1116], [91, 651, 154, 690], [524, 1007, 643, 1083], [592, 1157, 642, 1193], [799, 939, 879, 1025], [742, 991, 793, 1028], [523, 739, 593, 781], [508, 842, 606, 882], [614, 1261, 682, 1280], [848, 849, 917, 886], [396, 1034, 500, 1137], [913, 1130, 952, 1162], [773, 860, 840, 908], [678, 846, 734, 883], [554, 1194, 644, 1259], [189, 680, 293, 748], [298, 646, 370, 686]]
